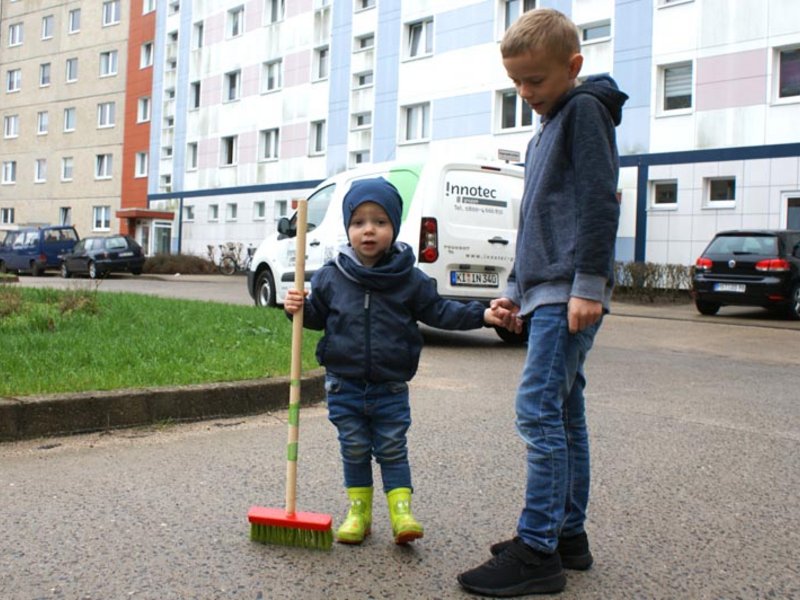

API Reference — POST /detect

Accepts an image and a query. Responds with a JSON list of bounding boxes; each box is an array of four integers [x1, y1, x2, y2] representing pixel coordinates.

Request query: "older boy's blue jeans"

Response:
[[325, 374, 412, 492], [515, 303, 601, 553]]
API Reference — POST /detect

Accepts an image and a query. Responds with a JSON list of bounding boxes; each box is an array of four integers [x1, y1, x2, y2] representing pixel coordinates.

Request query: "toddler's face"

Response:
[[347, 202, 394, 267], [503, 50, 582, 117]]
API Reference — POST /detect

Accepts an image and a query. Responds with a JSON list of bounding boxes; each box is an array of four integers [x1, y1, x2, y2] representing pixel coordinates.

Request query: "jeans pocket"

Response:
[[387, 381, 408, 395]]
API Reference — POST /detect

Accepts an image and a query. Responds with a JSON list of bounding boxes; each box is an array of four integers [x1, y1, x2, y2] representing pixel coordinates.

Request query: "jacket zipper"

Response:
[[364, 290, 371, 379]]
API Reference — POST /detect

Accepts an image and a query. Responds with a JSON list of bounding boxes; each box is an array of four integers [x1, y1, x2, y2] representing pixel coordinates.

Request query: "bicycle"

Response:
[[216, 242, 254, 276]]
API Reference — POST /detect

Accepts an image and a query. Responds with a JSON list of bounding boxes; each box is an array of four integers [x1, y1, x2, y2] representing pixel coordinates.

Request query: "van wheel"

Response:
[[31, 262, 43, 277], [695, 299, 720, 316], [255, 269, 277, 307], [494, 323, 529, 345]]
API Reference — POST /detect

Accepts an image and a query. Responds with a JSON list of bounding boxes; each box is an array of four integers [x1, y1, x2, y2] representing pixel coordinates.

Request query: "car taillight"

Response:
[[695, 257, 712, 271], [418, 217, 438, 263], [755, 258, 790, 272]]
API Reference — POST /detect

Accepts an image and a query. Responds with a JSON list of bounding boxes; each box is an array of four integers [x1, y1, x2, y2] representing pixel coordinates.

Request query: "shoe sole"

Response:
[[336, 527, 371, 545], [490, 542, 593, 571], [394, 530, 423, 545], [457, 572, 566, 597]]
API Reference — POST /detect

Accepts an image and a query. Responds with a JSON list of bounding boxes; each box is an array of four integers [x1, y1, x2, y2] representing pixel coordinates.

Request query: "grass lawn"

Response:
[[0, 286, 321, 397]]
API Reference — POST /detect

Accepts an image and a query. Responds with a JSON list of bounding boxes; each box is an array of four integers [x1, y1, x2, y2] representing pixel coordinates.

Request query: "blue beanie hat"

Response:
[[342, 177, 403, 243]]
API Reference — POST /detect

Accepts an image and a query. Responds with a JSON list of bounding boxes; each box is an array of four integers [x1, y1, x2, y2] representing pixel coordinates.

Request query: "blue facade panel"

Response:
[[541, 0, 573, 18], [436, 1, 494, 54], [327, 0, 354, 175], [432, 92, 493, 141], [373, 3, 401, 163]]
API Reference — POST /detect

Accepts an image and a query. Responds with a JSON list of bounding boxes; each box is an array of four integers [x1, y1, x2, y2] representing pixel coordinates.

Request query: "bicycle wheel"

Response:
[[220, 256, 236, 275]]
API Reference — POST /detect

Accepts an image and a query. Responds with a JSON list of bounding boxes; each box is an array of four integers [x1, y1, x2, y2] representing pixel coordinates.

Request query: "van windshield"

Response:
[[305, 184, 335, 232]]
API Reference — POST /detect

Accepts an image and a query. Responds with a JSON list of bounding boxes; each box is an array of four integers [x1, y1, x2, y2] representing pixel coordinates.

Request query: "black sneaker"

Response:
[[490, 532, 593, 571], [458, 538, 566, 597]]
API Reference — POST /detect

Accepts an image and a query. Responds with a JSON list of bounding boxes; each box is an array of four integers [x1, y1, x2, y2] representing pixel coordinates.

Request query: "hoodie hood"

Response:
[[334, 242, 416, 291], [549, 74, 628, 126]]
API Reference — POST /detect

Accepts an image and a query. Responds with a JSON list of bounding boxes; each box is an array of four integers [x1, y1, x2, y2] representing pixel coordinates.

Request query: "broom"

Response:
[[248, 199, 333, 550]]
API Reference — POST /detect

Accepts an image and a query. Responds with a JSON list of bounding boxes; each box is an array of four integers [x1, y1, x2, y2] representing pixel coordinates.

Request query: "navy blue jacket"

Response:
[[297, 243, 486, 382], [504, 75, 628, 315]]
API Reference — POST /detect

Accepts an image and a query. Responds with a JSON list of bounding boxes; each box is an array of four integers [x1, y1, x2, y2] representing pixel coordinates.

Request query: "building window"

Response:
[[192, 22, 204, 49], [354, 71, 374, 88], [403, 103, 431, 142], [355, 33, 375, 51], [135, 152, 148, 177], [93, 206, 111, 231], [97, 102, 116, 128], [225, 70, 241, 102], [34, 159, 47, 183], [352, 112, 372, 129], [68, 9, 81, 33], [209, 204, 219, 221], [42, 15, 55, 40], [706, 177, 735, 205], [95, 154, 113, 179], [355, 0, 375, 9], [314, 46, 329, 80], [652, 181, 678, 207], [499, 89, 533, 129], [143, 0, 156, 14], [164, 115, 174, 129], [190, 82, 201, 108], [187, 142, 198, 170], [37, 111, 49, 135], [503, 0, 537, 30], [39, 63, 52, 86], [141, 42, 154, 68], [262, 60, 282, 92], [226, 203, 238, 221], [8, 23, 23, 47], [64, 107, 76, 132], [581, 21, 611, 43], [61, 157, 74, 181], [183, 205, 195, 221], [102, 1, 121, 26], [100, 50, 119, 76], [274, 199, 287, 220], [778, 47, 800, 99], [228, 6, 244, 37], [66, 57, 78, 82], [221, 136, 238, 165], [138, 97, 151, 122], [1, 208, 14, 224], [160, 174, 172, 192], [3, 115, 19, 138], [162, 145, 173, 157], [254, 201, 266, 220], [2, 161, 17, 184], [407, 18, 433, 58], [60, 207, 72, 225], [266, 0, 285, 24], [662, 62, 692, 111], [169, 1, 180, 15], [260, 128, 280, 160], [350, 150, 370, 166], [310, 120, 326, 155], [6, 69, 21, 92]]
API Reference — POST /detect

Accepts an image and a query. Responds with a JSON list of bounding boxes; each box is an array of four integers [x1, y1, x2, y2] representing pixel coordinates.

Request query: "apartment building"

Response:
[[2, 0, 799, 265], [0, 0, 131, 237]]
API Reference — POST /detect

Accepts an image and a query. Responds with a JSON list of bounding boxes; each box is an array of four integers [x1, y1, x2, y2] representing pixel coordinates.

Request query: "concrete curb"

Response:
[[0, 369, 325, 442]]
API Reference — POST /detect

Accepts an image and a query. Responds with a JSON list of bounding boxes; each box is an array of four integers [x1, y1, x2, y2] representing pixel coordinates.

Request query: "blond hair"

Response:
[[500, 8, 580, 62]]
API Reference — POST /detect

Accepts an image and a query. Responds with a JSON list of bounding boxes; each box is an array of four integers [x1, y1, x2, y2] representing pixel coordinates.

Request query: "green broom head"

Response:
[[248, 506, 333, 550]]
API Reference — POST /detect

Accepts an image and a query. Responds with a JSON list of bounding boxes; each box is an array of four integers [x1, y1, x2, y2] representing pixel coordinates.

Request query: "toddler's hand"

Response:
[[283, 288, 306, 315]]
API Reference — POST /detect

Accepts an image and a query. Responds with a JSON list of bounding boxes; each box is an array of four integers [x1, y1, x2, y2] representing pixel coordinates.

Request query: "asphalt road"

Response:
[[2, 273, 799, 599]]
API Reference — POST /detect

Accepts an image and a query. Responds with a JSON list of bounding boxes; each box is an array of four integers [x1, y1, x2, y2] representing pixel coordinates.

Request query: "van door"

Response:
[[421, 164, 522, 302]]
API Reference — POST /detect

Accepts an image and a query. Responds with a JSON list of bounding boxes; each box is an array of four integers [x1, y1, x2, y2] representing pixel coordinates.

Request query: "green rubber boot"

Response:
[[386, 487, 424, 545], [336, 487, 373, 544]]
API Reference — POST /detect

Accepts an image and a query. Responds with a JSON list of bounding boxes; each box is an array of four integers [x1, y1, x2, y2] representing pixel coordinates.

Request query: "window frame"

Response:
[[34, 158, 47, 183], [314, 45, 330, 81], [580, 20, 611, 45], [259, 128, 280, 161], [659, 61, 693, 114], [265, 0, 285, 24], [68, 9, 81, 34], [63, 107, 77, 132], [310, 120, 326, 155], [6, 68, 22, 93], [102, 0, 121, 27], [97, 101, 116, 128], [8, 22, 23, 47], [93, 206, 111, 231], [262, 59, 283, 93], [137, 97, 151, 123], [37, 111, 49, 135], [221, 135, 238, 166], [228, 6, 245, 38], [187, 142, 198, 170], [704, 177, 736, 209], [100, 50, 119, 77], [2, 161, 17, 184], [42, 15, 55, 40], [401, 102, 431, 143], [61, 157, 74, 181], [498, 88, 533, 131], [95, 154, 114, 180], [650, 180, 678, 209], [775, 45, 800, 103], [140, 42, 154, 69], [406, 18, 433, 59], [135, 152, 148, 178], [224, 70, 241, 102], [3, 114, 19, 139], [66, 57, 78, 82]]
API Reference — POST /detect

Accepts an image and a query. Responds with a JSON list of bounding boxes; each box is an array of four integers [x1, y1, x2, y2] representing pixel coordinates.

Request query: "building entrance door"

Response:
[[787, 196, 800, 229]]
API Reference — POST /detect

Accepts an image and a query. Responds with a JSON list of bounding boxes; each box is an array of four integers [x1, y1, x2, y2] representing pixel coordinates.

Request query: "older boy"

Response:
[[458, 9, 627, 597]]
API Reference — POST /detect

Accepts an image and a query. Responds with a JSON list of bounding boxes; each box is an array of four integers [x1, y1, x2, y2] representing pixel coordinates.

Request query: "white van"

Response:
[[246, 158, 526, 342]]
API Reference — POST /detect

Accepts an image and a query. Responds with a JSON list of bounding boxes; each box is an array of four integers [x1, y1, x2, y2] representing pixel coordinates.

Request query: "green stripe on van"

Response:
[[386, 165, 422, 223]]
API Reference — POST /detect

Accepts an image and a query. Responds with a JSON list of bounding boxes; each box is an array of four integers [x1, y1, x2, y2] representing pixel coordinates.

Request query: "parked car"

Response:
[[0, 225, 80, 276], [59, 235, 145, 279], [692, 229, 800, 319]]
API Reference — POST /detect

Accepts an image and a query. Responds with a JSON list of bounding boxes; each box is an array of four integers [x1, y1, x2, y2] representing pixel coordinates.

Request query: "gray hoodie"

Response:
[[504, 75, 628, 316]]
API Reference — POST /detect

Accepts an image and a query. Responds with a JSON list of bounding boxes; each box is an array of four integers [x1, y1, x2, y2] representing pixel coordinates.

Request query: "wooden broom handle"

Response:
[[285, 199, 307, 515]]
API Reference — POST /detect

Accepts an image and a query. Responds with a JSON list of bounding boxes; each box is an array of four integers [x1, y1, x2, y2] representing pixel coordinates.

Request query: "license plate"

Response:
[[119, 251, 134, 257], [714, 283, 745, 293], [451, 271, 499, 287]]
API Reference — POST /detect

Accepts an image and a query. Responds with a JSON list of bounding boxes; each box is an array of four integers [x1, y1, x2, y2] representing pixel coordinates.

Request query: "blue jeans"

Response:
[[515, 304, 601, 553], [325, 374, 412, 492]]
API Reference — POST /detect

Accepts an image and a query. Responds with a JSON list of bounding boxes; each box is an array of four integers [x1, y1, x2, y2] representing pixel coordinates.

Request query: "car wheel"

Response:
[[31, 262, 43, 277], [131, 268, 142, 276], [695, 299, 721, 316], [494, 323, 529, 345], [255, 269, 277, 307], [88, 261, 99, 280], [787, 283, 800, 321], [60, 262, 71, 279], [0, 260, 7, 274]]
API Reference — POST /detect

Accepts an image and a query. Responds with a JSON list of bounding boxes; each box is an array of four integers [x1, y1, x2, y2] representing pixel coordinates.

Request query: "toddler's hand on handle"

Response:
[[284, 288, 307, 315]]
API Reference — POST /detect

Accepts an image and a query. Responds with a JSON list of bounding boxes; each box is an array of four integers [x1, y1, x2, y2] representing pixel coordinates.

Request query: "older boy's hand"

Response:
[[283, 288, 307, 315], [567, 297, 603, 334], [488, 297, 523, 333]]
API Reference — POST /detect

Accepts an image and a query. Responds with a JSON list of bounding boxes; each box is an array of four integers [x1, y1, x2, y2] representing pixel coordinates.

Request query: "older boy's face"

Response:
[[503, 50, 582, 117]]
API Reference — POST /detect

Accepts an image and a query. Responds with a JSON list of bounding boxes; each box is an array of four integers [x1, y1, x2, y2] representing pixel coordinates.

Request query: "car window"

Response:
[[25, 232, 38, 247], [73, 240, 85, 253], [707, 235, 777, 255], [304, 184, 335, 232], [3, 232, 18, 246], [106, 236, 127, 250]]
